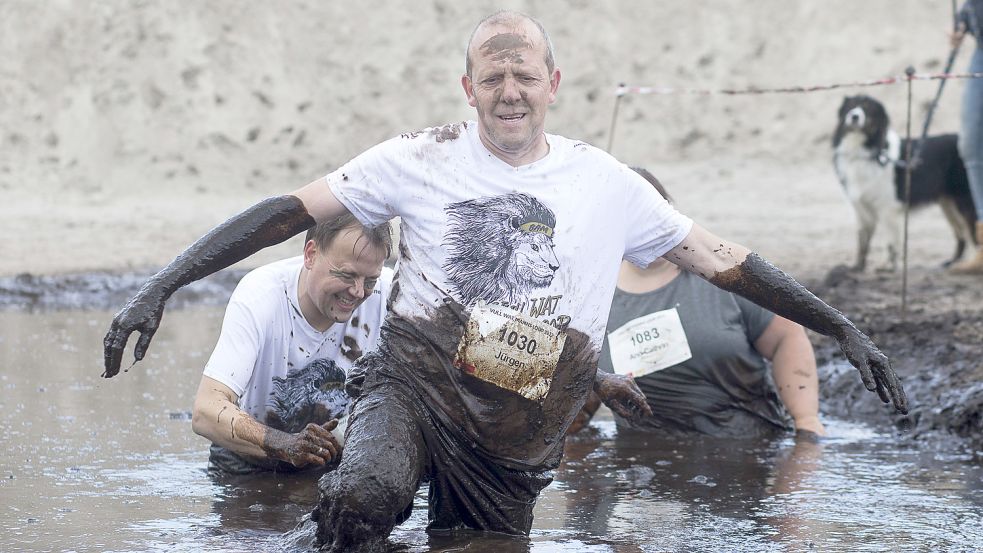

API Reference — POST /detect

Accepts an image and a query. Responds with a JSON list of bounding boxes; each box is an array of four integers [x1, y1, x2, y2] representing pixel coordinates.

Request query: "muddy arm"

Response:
[[192, 376, 339, 467], [664, 224, 908, 414], [103, 181, 348, 377], [753, 316, 825, 436]]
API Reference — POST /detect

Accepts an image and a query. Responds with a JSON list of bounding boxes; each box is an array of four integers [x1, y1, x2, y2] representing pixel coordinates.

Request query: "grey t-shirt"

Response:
[[599, 270, 792, 437]]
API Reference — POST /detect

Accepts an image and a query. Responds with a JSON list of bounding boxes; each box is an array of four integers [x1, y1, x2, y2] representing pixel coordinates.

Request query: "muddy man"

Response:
[[190, 215, 393, 475], [103, 10, 908, 552]]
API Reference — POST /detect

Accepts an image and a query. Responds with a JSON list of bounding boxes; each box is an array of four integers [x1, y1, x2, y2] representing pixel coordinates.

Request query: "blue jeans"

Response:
[[960, 47, 983, 220]]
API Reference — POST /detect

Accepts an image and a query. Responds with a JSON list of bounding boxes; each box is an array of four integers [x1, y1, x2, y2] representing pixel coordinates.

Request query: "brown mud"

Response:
[[806, 264, 983, 453], [1, 262, 980, 453], [0, 269, 249, 311]]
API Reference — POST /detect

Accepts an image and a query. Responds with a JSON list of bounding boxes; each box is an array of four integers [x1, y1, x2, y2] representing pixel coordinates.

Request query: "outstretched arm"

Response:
[[103, 180, 348, 377], [664, 224, 908, 413]]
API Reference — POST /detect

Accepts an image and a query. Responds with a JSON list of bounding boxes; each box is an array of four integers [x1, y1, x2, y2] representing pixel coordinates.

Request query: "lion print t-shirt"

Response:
[[326, 122, 692, 469]]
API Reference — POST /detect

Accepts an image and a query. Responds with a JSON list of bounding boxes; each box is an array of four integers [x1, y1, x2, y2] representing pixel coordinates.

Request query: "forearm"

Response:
[[710, 253, 852, 340], [192, 391, 270, 460], [668, 228, 853, 339], [151, 195, 315, 299], [771, 336, 821, 428], [668, 225, 906, 412]]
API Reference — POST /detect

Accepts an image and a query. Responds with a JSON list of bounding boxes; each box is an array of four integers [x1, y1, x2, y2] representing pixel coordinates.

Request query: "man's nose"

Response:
[[349, 279, 366, 299], [501, 76, 521, 103]]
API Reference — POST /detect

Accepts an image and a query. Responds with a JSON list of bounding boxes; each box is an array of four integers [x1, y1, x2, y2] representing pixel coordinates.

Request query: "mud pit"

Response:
[[807, 265, 983, 453], [2, 261, 983, 551]]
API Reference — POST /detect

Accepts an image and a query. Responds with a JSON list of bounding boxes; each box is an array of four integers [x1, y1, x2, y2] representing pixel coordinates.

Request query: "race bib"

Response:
[[454, 301, 567, 401], [607, 308, 692, 377]]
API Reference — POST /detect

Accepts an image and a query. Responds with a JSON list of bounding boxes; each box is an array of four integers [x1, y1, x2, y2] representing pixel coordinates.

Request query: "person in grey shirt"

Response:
[[571, 168, 824, 438]]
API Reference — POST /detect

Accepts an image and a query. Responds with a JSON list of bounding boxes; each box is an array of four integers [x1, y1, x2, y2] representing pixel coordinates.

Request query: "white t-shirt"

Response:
[[326, 121, 692, 467], [202, 256, 392, 432]]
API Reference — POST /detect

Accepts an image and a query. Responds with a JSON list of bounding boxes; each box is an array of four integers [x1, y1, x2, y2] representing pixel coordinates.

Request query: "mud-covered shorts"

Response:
[[313, 353, 554, 550]]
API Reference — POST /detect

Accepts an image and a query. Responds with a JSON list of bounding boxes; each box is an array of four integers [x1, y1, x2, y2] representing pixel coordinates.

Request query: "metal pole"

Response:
[[607, 85, 625, 153], [902, 66, 915, 319], [914, 0, 962, 165]]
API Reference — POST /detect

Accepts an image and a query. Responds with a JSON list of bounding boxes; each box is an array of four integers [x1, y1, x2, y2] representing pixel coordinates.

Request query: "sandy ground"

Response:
[[0, 0, 974, 277], [1, 2, 981, 446]]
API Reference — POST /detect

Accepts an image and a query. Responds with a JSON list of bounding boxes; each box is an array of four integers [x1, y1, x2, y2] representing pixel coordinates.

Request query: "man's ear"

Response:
[[547, 68, 561, 105], [303, 239, 318, 269], [462, 74, 478, 108]]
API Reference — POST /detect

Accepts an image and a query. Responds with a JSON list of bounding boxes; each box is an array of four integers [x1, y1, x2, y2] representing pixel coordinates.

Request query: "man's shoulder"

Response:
[[545, 132, 623, 166], [396, 121, 474, 144], [351, 122, 475, 167], [233, 256, 302, 299]]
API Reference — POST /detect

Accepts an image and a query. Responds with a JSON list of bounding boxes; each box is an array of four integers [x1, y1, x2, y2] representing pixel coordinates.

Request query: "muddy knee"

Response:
[[314, 468, 415, 550]]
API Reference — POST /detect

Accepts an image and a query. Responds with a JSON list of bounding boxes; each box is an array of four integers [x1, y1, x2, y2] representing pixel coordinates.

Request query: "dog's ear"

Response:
[[833, 100, 848, 147], [833, 121, 845, 148]]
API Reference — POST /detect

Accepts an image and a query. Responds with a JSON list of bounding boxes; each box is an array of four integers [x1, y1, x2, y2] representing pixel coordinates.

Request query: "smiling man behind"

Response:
[[191, 215, 392, 474]]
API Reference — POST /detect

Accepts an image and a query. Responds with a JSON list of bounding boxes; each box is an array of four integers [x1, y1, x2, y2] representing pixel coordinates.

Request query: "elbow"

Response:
[[191, 407, 210, 439]]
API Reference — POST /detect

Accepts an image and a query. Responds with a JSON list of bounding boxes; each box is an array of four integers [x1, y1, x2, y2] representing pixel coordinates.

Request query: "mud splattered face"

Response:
[[301, 228, 386, 330], [462, 22, 560, 165]]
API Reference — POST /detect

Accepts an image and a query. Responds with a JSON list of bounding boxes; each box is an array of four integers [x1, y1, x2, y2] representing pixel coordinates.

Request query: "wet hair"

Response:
[[304, 213, 393, 259], [465, 10, 556, 78], [631, 166, 673, 204]]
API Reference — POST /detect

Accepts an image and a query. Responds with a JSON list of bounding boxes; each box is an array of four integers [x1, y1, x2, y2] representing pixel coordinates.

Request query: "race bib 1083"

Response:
[[607, 307, 692, 378]]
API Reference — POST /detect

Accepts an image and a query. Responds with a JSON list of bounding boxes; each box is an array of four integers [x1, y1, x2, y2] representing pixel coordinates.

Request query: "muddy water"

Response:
[[2, 307, 982, 552]]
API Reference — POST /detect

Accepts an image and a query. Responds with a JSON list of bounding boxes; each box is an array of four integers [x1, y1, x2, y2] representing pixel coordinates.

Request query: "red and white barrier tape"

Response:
[[614, 71, 983, 97]]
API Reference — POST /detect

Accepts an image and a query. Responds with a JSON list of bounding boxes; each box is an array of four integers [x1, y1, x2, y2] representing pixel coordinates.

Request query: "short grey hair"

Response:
[[465, 10, 555, 77]]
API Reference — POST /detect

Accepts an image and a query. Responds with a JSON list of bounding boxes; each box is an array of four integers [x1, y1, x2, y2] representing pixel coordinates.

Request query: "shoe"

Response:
[[950, 221, 983, 274]]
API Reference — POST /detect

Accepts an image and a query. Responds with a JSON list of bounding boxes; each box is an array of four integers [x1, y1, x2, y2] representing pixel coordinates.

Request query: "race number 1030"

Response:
[[498, 327, 538, 354]]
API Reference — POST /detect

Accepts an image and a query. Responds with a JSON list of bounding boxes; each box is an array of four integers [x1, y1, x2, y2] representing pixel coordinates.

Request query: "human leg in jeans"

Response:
[[954, 48, 983, 272]]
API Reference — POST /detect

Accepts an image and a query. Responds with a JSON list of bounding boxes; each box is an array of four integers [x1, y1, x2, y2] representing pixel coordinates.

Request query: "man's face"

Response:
[[302, 228, 386, 329], [462, 21, 560, 162]]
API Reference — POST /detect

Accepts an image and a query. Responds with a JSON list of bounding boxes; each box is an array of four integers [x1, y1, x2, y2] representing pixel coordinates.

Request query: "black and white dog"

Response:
[[832, 95, 976, 271]]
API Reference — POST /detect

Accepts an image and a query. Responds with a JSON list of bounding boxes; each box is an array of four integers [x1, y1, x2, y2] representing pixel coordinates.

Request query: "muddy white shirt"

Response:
[[326, 121, 692, 468], [202, 257, 392, 432]]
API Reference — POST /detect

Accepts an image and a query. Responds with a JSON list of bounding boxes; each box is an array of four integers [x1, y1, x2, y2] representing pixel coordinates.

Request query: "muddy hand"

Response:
[[263, 421, 341, 468], [566, 392, 602, 435], [103, 282, 168, 378], [838, 328, 908, 414], [594, 371, 653, 421]]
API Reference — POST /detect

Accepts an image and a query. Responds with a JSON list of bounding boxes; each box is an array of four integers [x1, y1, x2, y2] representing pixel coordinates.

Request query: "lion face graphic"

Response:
[[265, 358, 348, 433], [443, 193, 560, 307], [508, 227, 559, 289]]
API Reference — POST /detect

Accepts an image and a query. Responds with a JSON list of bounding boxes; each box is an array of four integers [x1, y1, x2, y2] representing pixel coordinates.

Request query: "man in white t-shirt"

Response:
[[190, 214, 392, 474], [104, 10, 908, 551]]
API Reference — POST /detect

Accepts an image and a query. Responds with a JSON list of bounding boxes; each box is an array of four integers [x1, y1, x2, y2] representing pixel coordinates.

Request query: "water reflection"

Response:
[[1, 307, 981, 552]]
